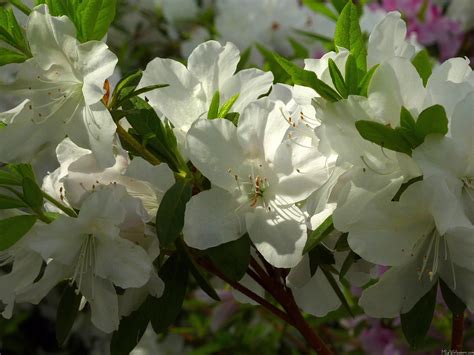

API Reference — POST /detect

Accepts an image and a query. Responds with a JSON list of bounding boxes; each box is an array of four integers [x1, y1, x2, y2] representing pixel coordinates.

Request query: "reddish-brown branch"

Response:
[[451, 311, 465, 351], [196, 257, 294, 326]]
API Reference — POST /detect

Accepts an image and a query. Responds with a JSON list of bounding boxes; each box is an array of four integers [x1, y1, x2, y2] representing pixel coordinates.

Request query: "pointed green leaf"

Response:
[[400, 282, 438, 349], [77, 0, 117, 42], [56, 284, 82, 345], [440, 279, 466, 315], [357, 64, 378, 97], [412, 49, 432, 87], [414, 104, 448, 141], [328, 58, 348, 98], [303, 215, 334, 254], [355, 120, 413, 155], [206, 234, 251, 282], [149, 253, 189, 333], [207, 91, 220, 119], [334, 1, 366, 74], [302, 0, 338, 21], [22, 177, 43, 209], [218, 93, 239, 118], [155, 180, 192, 248], [272, 52, 342, 102], [0, 194, 27, 209], [0, 47, 28, 66], [344, 53, 358, 95], [0, 215, 37, 251]]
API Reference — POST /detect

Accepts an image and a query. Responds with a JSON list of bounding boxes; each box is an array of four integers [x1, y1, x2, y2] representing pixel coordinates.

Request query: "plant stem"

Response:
[[196, 257, 294, 326], [115, 123, 162, 166], [42, 191, 78, 217], [451, 311, 465, 351], [246, 260, 334, 354]]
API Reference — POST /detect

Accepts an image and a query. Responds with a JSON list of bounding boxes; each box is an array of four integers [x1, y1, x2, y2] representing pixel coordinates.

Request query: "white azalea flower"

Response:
[[349, 181, 474, 317], [183, 99, 332, 268], [414, 91, 474, 223], [138, 40, 273, 141], [43, 138, 175, 218], [19, 187, 154, 332], [0, 5, 118, 167]]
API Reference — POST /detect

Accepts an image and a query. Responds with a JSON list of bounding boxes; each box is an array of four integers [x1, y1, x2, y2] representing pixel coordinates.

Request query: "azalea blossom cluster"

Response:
[[0, 1, 473, 353]]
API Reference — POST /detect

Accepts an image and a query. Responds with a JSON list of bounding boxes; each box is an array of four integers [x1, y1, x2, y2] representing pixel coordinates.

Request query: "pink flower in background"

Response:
[[369, 0, 465, 61]]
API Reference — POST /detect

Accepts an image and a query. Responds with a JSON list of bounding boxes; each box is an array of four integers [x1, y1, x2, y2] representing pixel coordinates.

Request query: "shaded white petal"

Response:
[[359, 259, 436, 318], [446, 226, 474, 273], [95, 236, 152, 289], [287, 256, 341, 317], [80, 274, 119, 333], [183, 188, 245, 249], [246, 205, 306, 268]]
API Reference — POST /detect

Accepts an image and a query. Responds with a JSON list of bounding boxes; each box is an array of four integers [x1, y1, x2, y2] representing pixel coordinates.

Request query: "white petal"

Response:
[[186, 118, 245, 192], [95, 236, 152, 289], [451, 91, 474, 171], [287, 256, 341, 317], [347, 182, 432, 266], [26, 5, 77, 70], [359, 259, 436, 318], [368, 57, 425, 125], [65, 101, 116, 168], [187, 41, 240, 100], [446, 226, 474, 273], [237, 99, 288, 161], [183, 188, 245, 249], [367, 12, 416, 68], [77, 40, 118, 105], [220, 68, 273, 113], [246, 205, 306, 268], [80, 274, 119, 333], [138, 57, 206, 131]]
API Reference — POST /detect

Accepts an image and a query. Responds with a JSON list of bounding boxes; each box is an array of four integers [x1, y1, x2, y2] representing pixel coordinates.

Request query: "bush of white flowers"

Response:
[[0, 0, 473, 354]]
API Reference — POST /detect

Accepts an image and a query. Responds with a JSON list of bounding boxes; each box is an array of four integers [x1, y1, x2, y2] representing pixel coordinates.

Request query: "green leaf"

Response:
[[399, 106, 422, 147], [206, 234, 251, 282], [8, 0, 32, 15], [334, 233, 350, 252], [0, 7, 30, 55], [149, 253, 189, 333], [293, 29, 334, 46], [116, 84, 169, 108], [122, 97, 181, 172], [339, 250, 361, 280], [207, 91, 220, 119], [414, 104, 448, 142], [357, 64, 378, 97], [0, 170, 22, 185], [331, 0, 349, 13], [302, 0, 338, 21], [256, 44, 291, 83], [236, 46, 252, 71], [344, 53, 358, 95], [217, 93, 239, 118], [0, 47, 28, 66], [355, 120, 413, 155], [56, 284, 82, 345], [309, 244, 335, 276], [328, 58, 348, 98], [401, 282, 438, 349], [0, 194, 27, 209], [320, 265, 353, 316], [155, 180, 192, 248], [77, 0, 117, 42], [8, 163, 35, 180], [177, 241, 220, 301], [110, 70, 143, 108], [303, 215, 334, 254], [22, 177, 43, 209], [334, 0, 366, 74], [110, 297, 151, 355], [272, 52, 342, 102], [412, 49, 432, 86], [440, 279, 466, 315], [289, 37, 309, 59], [0, 215, 37, 251]]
